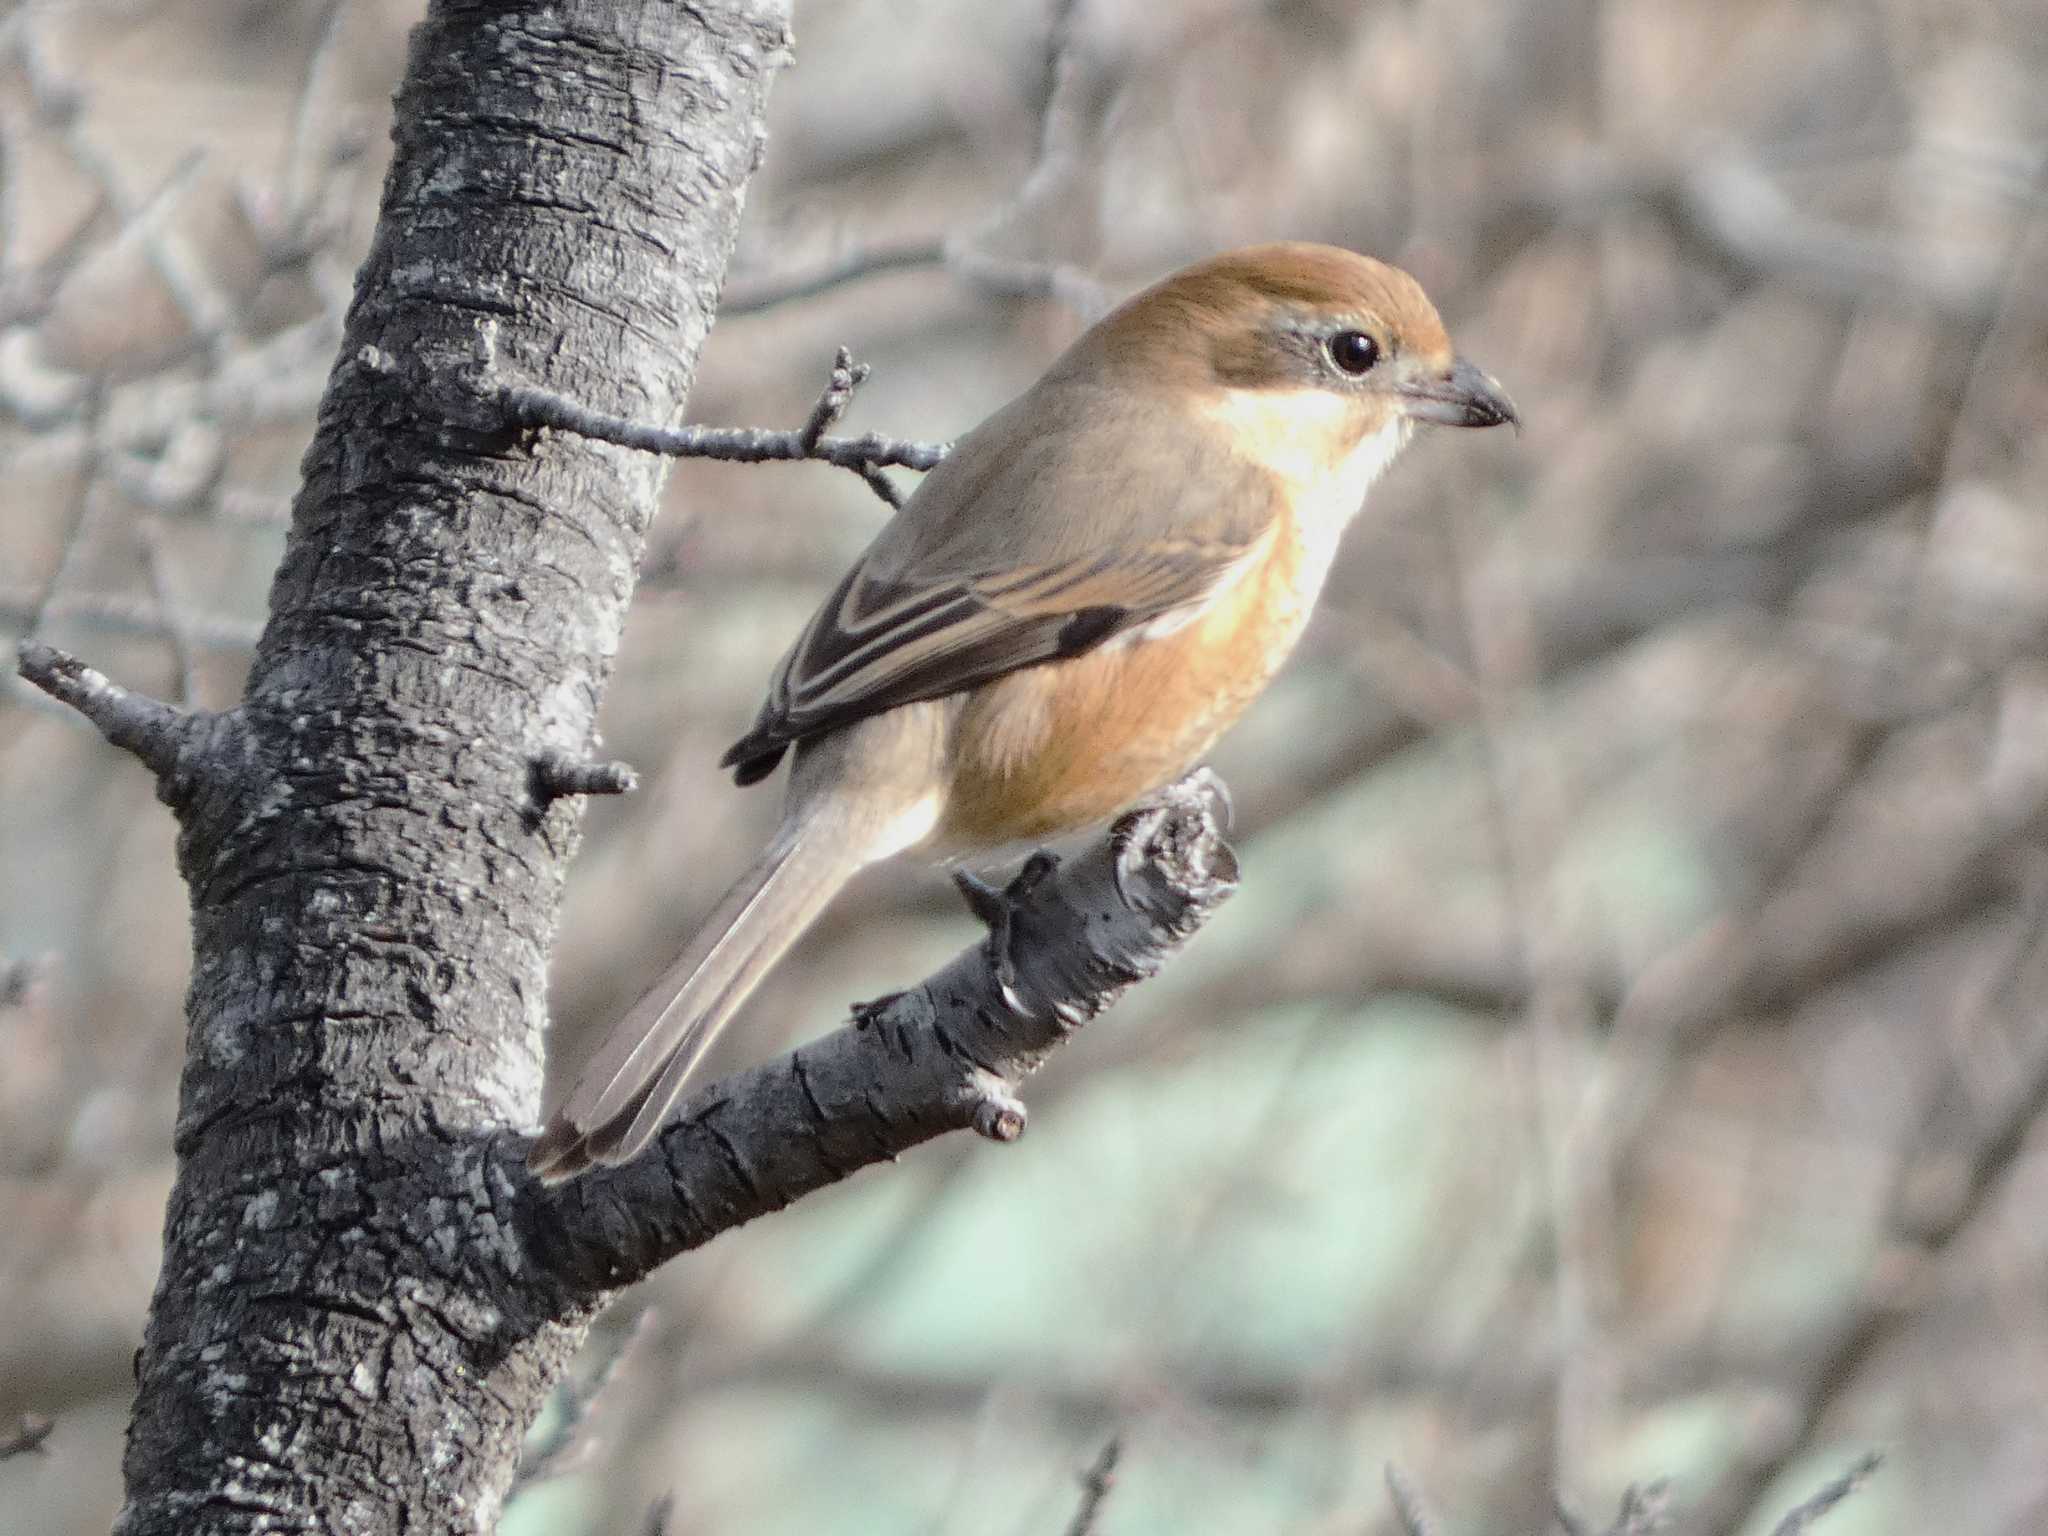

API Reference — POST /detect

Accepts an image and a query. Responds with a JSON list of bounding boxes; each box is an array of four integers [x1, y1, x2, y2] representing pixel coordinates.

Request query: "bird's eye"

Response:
[[1327, 330, 1380, 376]]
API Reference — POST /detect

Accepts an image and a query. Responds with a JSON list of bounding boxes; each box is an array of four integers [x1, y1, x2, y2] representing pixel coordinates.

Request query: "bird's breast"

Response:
[[937, 507, 1328, 850]]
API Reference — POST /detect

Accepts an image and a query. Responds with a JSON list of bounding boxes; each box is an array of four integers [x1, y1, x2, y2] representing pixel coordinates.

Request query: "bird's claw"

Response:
[[953, 852, 1060, 1010]]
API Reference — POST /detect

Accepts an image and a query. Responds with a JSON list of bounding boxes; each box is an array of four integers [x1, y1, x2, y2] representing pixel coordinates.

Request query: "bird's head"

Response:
[[1068, 243, 1516, 504]]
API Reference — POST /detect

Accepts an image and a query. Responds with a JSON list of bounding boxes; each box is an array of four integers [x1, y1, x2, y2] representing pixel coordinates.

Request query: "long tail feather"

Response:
[[530, 827, 858, 1180]]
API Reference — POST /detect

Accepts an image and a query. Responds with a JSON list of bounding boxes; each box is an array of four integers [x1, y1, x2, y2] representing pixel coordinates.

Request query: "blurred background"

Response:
[[4, 0, 2047, 1531]]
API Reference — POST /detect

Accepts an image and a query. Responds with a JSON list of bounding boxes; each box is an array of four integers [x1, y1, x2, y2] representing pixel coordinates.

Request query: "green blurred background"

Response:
[[4, 0, 2047, 1530]]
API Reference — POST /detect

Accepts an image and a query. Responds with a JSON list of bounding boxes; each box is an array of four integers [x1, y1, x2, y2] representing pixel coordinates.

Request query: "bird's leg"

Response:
[[849, 990, 903, 1027], [953, 852, 1062, 1008]]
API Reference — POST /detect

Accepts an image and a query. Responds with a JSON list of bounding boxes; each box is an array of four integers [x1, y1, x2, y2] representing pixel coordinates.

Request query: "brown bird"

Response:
[[532, 242, 1516, 1179]]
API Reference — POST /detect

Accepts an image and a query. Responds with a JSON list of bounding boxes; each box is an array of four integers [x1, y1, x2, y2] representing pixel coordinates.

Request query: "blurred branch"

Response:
[[1766, 1454, 1883, 1536], [0, 586, 263, 655], [0, 957, 33, 1009], [137, 522, 201, 706], [1554, 1479, 1673, 1536], [1391, 1459, 1874, 1536], [0, 1413, 53, 1460], [720, 239, 947, 315], [720, 0, 1113, 323], [513, 1308, 661, 1495], [1490, 150, 2015, 324], [1061, 1437, 1121, 1536], [1385, 1465, 1445, 1536], [1682, 886, 2048, 1535]]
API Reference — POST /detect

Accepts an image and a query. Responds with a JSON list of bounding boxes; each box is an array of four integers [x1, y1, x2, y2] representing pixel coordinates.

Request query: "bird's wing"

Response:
[[720, 380, 1280, 784], [720, 526, 1268, 784]]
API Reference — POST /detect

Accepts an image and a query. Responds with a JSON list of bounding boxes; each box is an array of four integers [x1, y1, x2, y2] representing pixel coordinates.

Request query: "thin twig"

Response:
[[139, 522, 202, 706], [499, 347, 947, 516], [720, 240, 946, 316], [1766, 1454, 1882, 1536], [796, 346, 869, 452], [278, 0, 351, 227], [0, 956, 34, 1008], [1385, 1465, 1442, 1536], [0, 1414, 53, 1459], [1062, 1438, 1122, 1536], [1, 587, 263, 653], [1601, 1480, 1674, 1536], [499, 387, 948, 472], [531, 749, 639, 805]]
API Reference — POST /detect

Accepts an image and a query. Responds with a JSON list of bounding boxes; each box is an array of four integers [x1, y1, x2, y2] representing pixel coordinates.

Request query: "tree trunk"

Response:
[[113, 3, 791, 1528]]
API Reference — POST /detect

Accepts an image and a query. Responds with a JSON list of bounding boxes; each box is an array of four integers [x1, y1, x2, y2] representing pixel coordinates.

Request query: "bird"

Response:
[[531, 242, 1516, 1180]]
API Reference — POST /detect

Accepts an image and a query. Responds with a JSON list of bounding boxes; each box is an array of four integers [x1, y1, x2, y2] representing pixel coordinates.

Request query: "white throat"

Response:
[[1204, 387, 1411, 505]]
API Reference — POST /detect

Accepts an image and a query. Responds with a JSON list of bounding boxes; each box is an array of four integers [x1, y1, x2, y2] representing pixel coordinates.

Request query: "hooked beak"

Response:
[[1397, 357, 1519, 430]]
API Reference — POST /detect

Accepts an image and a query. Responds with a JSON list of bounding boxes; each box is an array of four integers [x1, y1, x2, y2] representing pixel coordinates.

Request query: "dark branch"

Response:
[[497, 380, 949, 474], [1062, 1438, 1122, 1536], [532, 749, 640, 804], [1599, 1481, 1674, 1536], [0, 1414, 54, 1460], [522, 789, 1238, 1293], [1767, 1454, 1882, 1536], [0, 956, 34, 1009], [15, 640, 192, 781]]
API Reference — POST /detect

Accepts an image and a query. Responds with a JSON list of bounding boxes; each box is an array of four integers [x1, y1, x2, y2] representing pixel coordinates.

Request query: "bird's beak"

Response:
[[1397, 357, 1519, 430]]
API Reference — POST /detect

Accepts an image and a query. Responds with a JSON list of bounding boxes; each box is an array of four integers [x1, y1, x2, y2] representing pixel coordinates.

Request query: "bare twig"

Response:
[[1684, 897, 2048, 1535], [1766, 1454, 1882, 1536], [498, 381, 948, 479], [138, 522, 202, 706], [1, 586, 263, 653], [1599, 1480, 1675, 1536], [0, 957, 34, 1009], [720, 240, 947, 316], [14, 641, 191, 781], [0, 1413, 53, 1459], [1061, 1437, 1122, 1536], [277, 0, 351, 229], [1385, 1465, 1442, 1536], [716, 0, 1112, 325], [796, 346, 868, 451], [532, 749, 639, 805]]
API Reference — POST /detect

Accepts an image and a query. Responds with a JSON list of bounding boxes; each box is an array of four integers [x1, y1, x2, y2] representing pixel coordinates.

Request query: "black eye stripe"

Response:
[[1327, 330, 1380, 375]]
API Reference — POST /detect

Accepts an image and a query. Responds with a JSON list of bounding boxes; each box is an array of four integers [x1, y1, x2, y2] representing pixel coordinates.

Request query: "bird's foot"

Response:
[[850, 989, 905, 1027], [954, 851, 1061, 1011]]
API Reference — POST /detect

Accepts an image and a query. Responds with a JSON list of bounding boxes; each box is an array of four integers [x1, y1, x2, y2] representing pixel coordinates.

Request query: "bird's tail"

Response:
[[530, 824, 860, 1180]]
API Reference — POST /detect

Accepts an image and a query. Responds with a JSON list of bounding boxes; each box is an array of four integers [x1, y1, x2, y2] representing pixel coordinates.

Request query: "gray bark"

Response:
[[109, 2, 792, 1529], [9, 2, 1239, 1531]]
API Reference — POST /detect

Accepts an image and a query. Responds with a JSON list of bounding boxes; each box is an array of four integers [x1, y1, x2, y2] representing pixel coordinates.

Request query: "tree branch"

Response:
[[524, 793, 1237, 1292], [1062, 1438, 1122, 1536], [15, 639, 192, 782], [498, 380, 950, 473]]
